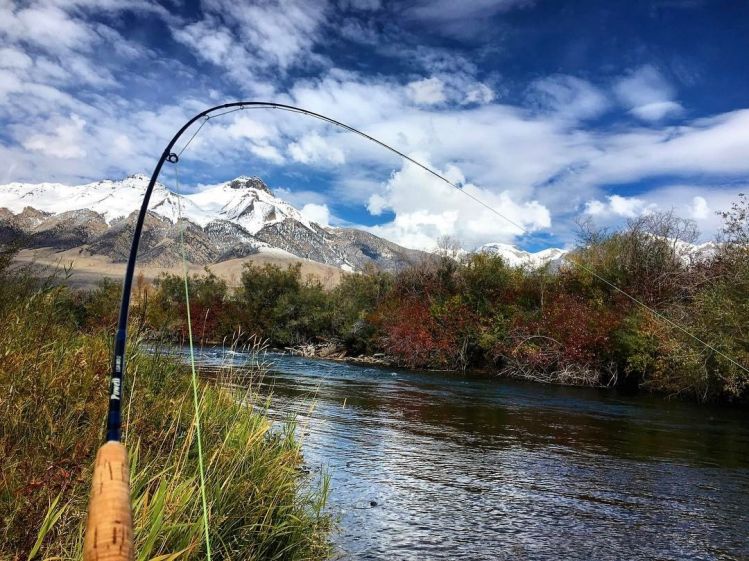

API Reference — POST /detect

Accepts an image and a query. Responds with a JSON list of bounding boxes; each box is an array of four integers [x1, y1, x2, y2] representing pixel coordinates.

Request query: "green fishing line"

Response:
[[176, 164, 213, 561]]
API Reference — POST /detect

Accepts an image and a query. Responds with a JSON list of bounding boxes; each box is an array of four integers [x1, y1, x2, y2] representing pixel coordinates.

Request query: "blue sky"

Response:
[[1, 0, 748, 251]]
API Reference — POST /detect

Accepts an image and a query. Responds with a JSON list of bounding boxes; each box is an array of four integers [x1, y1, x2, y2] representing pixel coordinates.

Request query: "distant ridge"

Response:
[[478, 242, 568, 268], [0, 175, 425, 273]]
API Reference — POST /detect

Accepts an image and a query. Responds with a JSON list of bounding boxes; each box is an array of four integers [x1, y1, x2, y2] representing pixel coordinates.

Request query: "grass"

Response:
[[0, 260, 331, 560]]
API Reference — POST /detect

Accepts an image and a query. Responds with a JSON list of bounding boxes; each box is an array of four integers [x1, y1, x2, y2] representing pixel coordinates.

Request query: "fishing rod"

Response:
[[83, 100, 489, 561], [83, 100, 749, 561]]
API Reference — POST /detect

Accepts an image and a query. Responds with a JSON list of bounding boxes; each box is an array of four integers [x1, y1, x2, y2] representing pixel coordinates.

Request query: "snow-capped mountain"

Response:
[[0, 175, 314, 234], [0, 175, 425, 272], [478, 242, 568, 268], [477, 239, 722, 270]]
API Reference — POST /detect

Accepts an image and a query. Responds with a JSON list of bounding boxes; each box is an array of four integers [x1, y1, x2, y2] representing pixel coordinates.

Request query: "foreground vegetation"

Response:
[[0, 253, 331, 560], [140, 197, 749, 403]]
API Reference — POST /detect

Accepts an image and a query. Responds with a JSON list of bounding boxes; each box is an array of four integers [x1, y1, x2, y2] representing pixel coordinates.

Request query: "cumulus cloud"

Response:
[[464, 83, 495, 105], [1, 4, 97, 52], [405, 74, 494, 107], [250, 144, 285, 164], [689, 195, 710, 220], [365, 159, 550, 250], [301, 203, 332, 226], [584, 195, 654, 218]]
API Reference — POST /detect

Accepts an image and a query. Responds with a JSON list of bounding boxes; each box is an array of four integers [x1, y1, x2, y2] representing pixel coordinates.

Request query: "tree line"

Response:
[[63, 194, 749, 403]]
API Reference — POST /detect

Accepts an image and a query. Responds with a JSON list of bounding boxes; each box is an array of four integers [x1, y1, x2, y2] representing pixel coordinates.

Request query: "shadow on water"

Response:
[[178, 346, 749, 561]]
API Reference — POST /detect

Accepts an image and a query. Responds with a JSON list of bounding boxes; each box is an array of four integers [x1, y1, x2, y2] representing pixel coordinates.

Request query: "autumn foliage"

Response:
[[27, 199, 748, 403]]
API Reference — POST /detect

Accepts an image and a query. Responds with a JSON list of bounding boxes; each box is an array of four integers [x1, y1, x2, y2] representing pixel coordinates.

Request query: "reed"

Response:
[[0, 265, 331, 560]]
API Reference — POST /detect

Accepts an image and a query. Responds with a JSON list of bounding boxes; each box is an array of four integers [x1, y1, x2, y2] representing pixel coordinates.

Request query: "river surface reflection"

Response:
[[178, 346, 749, 560]]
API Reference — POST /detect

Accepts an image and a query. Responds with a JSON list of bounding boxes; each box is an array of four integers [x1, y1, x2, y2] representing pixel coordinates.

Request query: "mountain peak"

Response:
[[479, 242, 568, 268], [0, 174, 426, 273], [227, 176, 273, 195], [125, 173, 150, 182]]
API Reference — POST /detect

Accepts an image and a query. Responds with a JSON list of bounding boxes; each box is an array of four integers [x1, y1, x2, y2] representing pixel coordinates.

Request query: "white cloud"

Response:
[[405, 72, 495, 107], [367, 193, 388, 215], [226, 116, 276, 142], [289, 71, 403, 127], [5, 5, 96, 51], [171, 0, 330, 84], [301, 203, 331, 226], [250, 143, 285, 164], [614, 65, 683, 121], [365, 159, 550, 250], [172, 18, 236, 67], [464, 83, 495, 105], [0, 47, 33, 70], [23, 114, 87, 159], [584, 195, 653, 218], [403, 0, 533, 39], [406, 77, 446, 105], [630, 100, 684, 121], [289, 133, 346, 165], [576, 109, 749, 186], [581, 186, 743, 242], [0, 2, 747, 255], [529, 75, 610, 120], [274, 187, 330, 208], [690, 195, 710, 220]]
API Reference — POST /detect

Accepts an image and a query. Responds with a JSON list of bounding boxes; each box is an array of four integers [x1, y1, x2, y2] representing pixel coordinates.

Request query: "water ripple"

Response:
[[183, 347, 749, 561]]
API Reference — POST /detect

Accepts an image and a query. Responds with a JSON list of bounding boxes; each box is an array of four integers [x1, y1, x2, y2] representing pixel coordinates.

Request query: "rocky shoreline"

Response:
[[283, 342, 394, 367]]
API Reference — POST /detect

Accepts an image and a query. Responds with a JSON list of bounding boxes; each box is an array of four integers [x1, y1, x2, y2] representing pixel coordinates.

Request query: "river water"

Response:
[[186, 347, 749, 560]]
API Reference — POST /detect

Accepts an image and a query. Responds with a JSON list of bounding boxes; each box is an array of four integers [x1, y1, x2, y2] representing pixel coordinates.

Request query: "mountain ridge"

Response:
[[0, 175, 426, 273], [1, 175, 717, 276]]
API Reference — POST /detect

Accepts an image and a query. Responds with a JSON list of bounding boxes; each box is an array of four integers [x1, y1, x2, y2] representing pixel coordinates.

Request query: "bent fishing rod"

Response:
[[84, 100, 749, 561], [83, 100, 485, 561]]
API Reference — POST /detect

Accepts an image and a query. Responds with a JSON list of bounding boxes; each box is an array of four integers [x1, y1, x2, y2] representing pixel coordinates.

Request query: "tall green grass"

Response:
[[0, 260, 331, 560]]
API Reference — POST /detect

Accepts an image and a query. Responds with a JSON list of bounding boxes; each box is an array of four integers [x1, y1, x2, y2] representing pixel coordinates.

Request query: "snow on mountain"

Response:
[[0, 174, 425, 272], [0, 174, 314, 235], [672, 239, 719, 263], [478, 239, 721, 269], [478, 242, 568, 268]]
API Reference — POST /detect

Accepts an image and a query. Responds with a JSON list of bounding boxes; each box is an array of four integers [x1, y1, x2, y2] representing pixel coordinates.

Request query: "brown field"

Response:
[[13, 247, 345, 290]]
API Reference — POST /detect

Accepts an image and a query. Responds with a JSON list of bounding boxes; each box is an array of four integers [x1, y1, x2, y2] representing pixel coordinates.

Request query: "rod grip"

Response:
[[83, 441, 134, 561]]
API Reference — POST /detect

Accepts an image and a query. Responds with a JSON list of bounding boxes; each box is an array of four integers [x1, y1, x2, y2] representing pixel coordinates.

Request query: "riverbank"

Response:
[[0, 261, 331, 560], [138, 205, 749, 404], [284, 342, 395, 367]]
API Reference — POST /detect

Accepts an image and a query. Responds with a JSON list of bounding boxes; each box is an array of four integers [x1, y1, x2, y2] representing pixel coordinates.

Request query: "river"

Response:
[[184, 347, 749, 560]]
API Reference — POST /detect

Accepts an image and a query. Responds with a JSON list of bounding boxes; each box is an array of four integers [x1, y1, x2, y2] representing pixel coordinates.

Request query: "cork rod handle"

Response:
[[83, 441, 134, 561]]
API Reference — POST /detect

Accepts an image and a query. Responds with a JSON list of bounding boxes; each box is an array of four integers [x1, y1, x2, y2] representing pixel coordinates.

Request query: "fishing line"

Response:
[[175, 163, 213, 560], [171, 103, 748, 375], [86, 99, 747, 561], [176, 117, 209, 158]]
